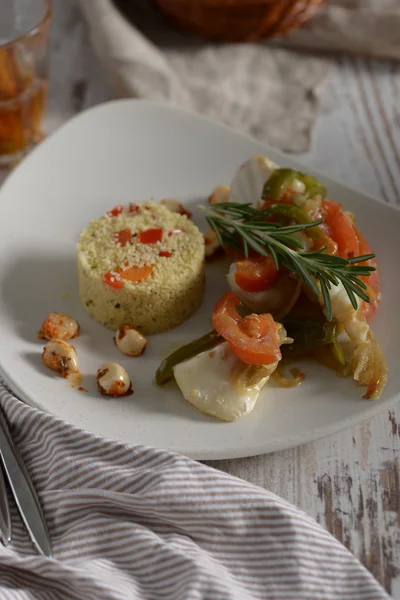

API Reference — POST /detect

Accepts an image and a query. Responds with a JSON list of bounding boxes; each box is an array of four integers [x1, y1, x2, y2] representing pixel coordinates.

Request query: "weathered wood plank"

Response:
[[299, 57, 400, 205], [206, 410, 400, 594]]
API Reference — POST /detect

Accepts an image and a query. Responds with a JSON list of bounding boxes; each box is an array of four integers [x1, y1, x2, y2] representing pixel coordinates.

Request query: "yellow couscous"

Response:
[[77, 201, 205, 334]]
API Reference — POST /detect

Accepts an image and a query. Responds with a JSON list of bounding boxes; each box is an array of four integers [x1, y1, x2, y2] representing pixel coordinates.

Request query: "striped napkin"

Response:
[[0, 383, 389, 600]]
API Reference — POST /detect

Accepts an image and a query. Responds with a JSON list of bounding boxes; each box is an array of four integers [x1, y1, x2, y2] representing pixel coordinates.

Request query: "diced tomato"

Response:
[[107, 205, 124, 217], [168, 229, 183, 237], [159, 251, 172, 257], [128, 203, 141, 214], [321, 199, 341, 222], [103, 271, 124, 289], [138, 228, 163, 244], [331, 212, 359, 258], [283, 189, 298, 200], [261, 195, 294, 209], [234, 257, 279, 293], [113, 228, 132, 247], [321, 200, 359, 259], [353, 227, 380, 319], [116, 265, 154, 283], [322, 201, 379, 317], [212, 292, 281, 365]]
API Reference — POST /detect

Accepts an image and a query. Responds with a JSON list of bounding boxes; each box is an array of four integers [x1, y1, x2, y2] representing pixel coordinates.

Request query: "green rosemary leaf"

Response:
[[268, 244, 279, 269], [206, 217, 224, 248], [323, 271, 340, 287], [288, 255, 320, 296], [344, 266, 375, 275], [311, 253, 348, 265], [347, 253, 375, 264], [341, 278, 370, 303], [347, 276, 368, 290], [270, 234, 305, 249], [237, 227, 269, 258], [319, 278, 333, 322], [201, 201, 377, 318], [242, 236, 249, 259], [341, 281, 359, 311]]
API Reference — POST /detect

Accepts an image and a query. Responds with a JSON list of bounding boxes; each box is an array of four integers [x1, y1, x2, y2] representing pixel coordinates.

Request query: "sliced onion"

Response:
[[274, 277, 302, 320], [228, 265, 302, 319], [272, 364, 305, 388], [277, 324, 293, 346], [313, 346, 350, 377], [351, 332, 387, 400]]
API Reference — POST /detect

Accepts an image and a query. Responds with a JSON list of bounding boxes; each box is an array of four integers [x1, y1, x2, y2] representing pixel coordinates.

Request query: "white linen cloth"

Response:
[[0, 383, 389, 600], [79, 0, 400, 153]]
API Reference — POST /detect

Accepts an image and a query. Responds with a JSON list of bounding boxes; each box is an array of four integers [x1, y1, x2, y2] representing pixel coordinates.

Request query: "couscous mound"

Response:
[[77, 201, 205, 334]]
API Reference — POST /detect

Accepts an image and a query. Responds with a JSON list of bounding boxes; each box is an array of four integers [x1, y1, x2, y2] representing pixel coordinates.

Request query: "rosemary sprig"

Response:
[[201, 202, 376, 321]]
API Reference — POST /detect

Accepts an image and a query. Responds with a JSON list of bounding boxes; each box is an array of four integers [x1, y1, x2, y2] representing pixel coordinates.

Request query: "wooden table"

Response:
[[4, 1, 400, 595]]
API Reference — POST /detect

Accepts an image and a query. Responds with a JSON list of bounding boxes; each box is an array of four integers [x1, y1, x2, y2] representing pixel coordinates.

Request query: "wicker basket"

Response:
[[154, 0, 325, 42]]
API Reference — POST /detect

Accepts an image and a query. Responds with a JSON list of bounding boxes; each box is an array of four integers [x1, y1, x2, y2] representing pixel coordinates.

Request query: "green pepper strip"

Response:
[[298, 173, 327, 200], [262, 203, 323, 241], [155, 330, 223, 386], [281, 317, 337, 355], [262, 168, 326, 202], [156, 316, 337, 385], [331, 340, 347, 367]]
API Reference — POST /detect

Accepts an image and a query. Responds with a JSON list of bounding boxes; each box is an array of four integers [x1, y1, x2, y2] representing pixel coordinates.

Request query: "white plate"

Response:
[[0, 100, 399, 460]]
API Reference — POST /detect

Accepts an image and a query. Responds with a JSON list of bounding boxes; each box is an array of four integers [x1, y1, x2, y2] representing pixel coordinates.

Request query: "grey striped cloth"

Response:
[[0, 383, 389, 600]]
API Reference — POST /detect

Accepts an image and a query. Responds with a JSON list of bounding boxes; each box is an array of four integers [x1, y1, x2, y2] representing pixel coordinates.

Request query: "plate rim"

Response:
[[3, 98, 400, 217], [0, 362, 398, 461]]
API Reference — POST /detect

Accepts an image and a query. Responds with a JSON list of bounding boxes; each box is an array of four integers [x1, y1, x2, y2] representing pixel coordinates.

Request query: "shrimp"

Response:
[[115, 326, 147, 357], [204, 229, 221, 259], [208, 185, 230, 205], [96, 362, 132, 397]]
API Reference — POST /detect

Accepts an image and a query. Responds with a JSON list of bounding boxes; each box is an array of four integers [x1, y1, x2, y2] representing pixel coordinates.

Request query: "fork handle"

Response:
[[0, 461, 11, 546]]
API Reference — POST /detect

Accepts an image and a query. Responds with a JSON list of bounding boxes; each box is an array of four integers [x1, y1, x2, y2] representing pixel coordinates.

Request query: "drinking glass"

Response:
[[0, 0, 51, 168]]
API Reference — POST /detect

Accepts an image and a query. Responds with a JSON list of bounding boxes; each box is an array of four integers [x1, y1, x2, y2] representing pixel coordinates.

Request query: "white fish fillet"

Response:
[[173, 342, 277, 422]]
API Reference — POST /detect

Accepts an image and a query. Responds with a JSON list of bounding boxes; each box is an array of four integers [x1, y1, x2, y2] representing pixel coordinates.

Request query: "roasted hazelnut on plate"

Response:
[[96, 362, 132, 397], [39, 312, 80, 341], [115, 326, 147, 357], [42, 340, 80, 378]]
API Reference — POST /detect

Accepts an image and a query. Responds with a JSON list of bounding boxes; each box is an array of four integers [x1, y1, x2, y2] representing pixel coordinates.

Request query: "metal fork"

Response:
[[0, 407, 52, 556], [0, 463, 11, 546]]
